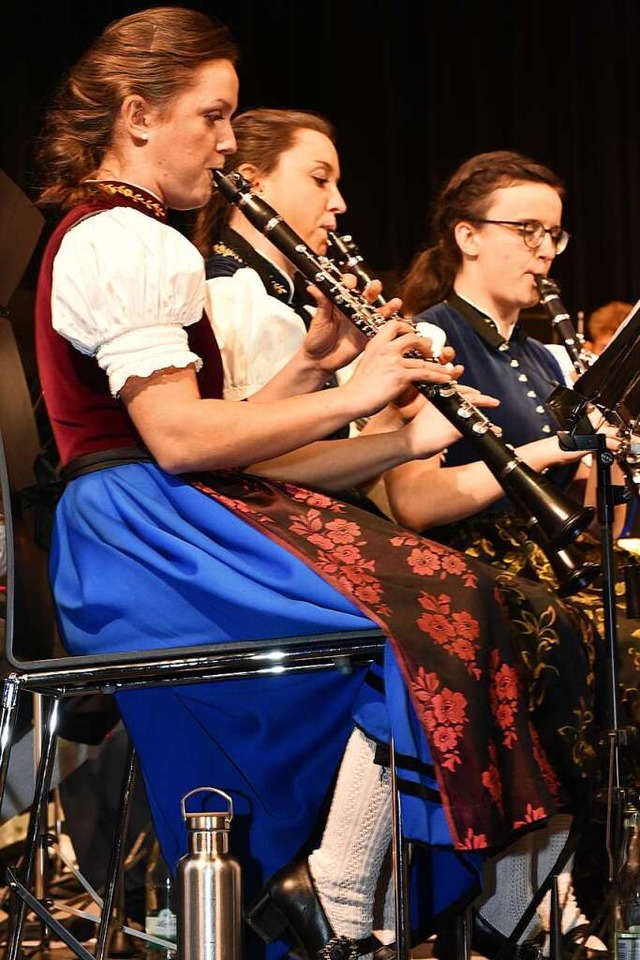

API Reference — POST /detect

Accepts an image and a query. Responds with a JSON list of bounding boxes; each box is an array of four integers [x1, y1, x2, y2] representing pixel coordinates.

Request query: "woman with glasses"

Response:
[[382, 150, 639, 957], [399, 149, 575, 511], [392, 150, 605, 556]]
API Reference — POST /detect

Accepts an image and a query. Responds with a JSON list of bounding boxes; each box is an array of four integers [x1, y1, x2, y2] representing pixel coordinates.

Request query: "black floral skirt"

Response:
[[193, 473, 606, 852], [428, 509, 640, 788]]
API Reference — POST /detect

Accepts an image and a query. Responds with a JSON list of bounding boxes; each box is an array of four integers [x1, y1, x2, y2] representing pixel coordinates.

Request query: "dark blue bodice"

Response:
[[415, 295, 574, 496]]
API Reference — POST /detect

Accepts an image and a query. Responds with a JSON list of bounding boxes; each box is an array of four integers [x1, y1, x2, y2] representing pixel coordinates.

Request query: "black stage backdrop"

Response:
[[2, 0, 640, 320]]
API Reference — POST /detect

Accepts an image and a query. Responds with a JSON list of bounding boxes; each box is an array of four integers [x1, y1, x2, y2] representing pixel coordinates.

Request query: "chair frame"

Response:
[[0, 318, 410, 960]]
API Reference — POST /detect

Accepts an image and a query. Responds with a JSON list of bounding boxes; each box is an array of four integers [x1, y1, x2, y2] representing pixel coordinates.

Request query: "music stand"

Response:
[[548, 305, 640, 938], [0, 169, 44, 316], [548, 299, 640, 434]]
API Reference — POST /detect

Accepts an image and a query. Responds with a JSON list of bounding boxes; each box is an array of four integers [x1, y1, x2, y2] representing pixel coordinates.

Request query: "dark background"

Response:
[[2, 0, 639, 324]]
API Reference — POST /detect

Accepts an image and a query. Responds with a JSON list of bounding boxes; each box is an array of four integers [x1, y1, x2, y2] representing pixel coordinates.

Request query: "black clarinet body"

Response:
[[213, 169, 594, 555], [535, 276, 595, 376], [327, 232, 387, 309]]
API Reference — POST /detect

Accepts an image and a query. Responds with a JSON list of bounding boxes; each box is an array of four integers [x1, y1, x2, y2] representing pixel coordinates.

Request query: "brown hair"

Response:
[[191, 108, 335, 256], [36, 7, 238, 210], [399, 150, 565, 316], [587, 300, 634, 349]]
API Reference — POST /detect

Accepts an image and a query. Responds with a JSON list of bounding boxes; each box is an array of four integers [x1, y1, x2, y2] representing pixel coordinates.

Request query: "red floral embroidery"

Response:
[[514, 803, 548, 828], [411, 668, 468, 771], [331, 544, 363, 564], [493, 662, 519, 700], [489, 651, 521, 748], [417, 595, 481, 678], [314, 549, 385, 609], [190, 470, 600, 853], [432, 726, 460, 752], [441, 552, 470, 576], [403, 540, 479, 587], [459, 828, 489, 849], [452, 611, 480, 641], [324, 518, 363, 543], [412, 669, 440, 705], [289, 509, 328, 540], [283, 484, 345, 512], [390, 532, 423, 549], [450, 636, 480, 667], [407, 546, 443, 576], [529, 724, 561, 800], [418, 610, 455, 643], [432, 689, 468, 726]]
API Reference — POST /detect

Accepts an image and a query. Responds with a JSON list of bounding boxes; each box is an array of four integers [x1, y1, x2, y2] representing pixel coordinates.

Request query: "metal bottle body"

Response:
[[177, 789, 242, 960]]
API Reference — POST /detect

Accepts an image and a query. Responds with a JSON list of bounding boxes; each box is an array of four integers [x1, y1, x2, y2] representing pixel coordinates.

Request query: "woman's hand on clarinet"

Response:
[[379, 382, 500, 460], [388, 381, 500, 426], [301, 274, 403, 374], [401, 401, 466, 458], [341, 320, 465, 418]]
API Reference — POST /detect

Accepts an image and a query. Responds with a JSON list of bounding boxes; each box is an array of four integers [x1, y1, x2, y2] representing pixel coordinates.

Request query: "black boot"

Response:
[[246, 859, 395, 960], [433, 909, 544, 960]]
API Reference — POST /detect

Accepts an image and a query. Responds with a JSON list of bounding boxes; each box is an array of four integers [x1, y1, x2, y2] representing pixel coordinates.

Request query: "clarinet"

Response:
[[213, 169, 594, 552], [535, 276, 597, 376], [327, 232, 387, 309]]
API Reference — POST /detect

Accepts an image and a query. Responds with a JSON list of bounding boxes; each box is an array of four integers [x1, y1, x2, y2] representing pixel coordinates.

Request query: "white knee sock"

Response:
[[378, 869, 396, 946], [309, 729, 391, 940], [534, 813, 575, 930], [535, 815, 606, 952], [475, 830, 543, 942], [477, 815, 605, 953]]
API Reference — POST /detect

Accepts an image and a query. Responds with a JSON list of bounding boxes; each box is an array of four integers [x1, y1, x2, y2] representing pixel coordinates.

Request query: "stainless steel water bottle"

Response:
[[177, 787, 242, 960]]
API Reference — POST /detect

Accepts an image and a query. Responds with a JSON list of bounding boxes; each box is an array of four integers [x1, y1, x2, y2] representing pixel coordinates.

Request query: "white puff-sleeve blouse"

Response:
[[51, 206, 206, 397]]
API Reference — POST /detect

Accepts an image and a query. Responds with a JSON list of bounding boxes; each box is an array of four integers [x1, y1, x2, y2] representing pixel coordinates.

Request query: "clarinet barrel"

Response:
[[535, 276, 596, 376]]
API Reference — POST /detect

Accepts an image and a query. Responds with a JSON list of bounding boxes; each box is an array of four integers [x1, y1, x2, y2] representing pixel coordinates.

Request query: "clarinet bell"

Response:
[[516, 469, 595, 550], [548, 543, 600, 598], [531, 523, 599, 597]]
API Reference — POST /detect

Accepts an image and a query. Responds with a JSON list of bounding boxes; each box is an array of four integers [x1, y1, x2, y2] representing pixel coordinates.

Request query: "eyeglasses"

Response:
[[472, 219, 570, 255]]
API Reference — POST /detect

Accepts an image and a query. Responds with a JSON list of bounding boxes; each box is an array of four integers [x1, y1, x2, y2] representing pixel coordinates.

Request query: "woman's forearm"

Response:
[[384, 436, 587, 531], [123, 371, 371, 474], [384, 458, 505, 529], [247, 350, 328, 401], [248, 430, 416, 491]]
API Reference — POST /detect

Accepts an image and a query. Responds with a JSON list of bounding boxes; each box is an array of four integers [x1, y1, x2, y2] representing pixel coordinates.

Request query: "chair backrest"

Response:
[[0, 169, 44, 311], [0, 318, 57, 667]]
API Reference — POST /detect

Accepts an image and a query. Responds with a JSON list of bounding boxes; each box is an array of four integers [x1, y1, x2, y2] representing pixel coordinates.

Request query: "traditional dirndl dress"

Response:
[[36, 186, 602, 954]]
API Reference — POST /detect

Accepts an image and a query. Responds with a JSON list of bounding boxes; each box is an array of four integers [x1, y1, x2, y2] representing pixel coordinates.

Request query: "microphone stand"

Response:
[[548, 299, 640, 875], [557, 420, 632, 952]]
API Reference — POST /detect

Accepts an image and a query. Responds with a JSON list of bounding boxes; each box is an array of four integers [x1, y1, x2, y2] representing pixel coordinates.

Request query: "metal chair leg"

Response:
[[3, 726, 145, 960], [390, 736, 410, 960], [549, 875, 562, 960], [32, 692, 51, 951], [5, 695, 60, 960], [95, 741, 137, 960], [0, 676, 21, 814]]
